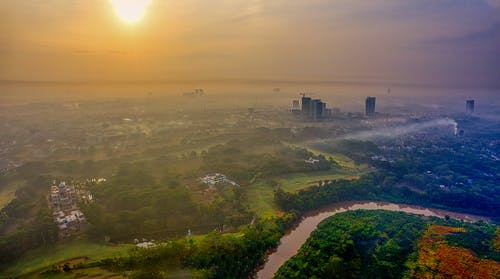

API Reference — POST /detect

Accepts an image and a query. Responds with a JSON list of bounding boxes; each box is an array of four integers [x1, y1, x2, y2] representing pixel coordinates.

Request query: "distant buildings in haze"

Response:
[[301, 95, 312, 116], [296, 94, 332, 121], [291, 92, 474, 121], [183, 88, 205, 97], [365, 96, 376, 116], [466, 100, 475, 113]]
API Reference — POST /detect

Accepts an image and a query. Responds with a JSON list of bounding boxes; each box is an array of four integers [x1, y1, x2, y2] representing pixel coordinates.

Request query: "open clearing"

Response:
[[0, 179, 25, 210], [3, 239, 132, 277]]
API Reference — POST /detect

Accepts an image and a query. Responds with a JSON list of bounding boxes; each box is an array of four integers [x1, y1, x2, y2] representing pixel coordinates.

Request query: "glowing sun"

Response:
[[111, 0, 152, 23]]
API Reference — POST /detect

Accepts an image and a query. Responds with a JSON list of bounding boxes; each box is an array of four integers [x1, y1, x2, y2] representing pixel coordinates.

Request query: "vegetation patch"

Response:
[[406, 225, 500, 278], [275, 210, 500, 279]]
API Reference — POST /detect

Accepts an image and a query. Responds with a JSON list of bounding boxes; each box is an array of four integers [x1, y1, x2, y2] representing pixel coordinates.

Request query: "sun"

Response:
[[110, 0, 152, 24]]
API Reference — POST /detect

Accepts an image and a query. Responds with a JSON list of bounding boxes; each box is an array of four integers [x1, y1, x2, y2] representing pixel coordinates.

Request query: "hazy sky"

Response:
[[1, 0, 499, 89]]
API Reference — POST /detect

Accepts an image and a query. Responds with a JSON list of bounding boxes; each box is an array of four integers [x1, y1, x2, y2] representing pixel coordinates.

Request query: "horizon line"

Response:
[[1, 78, 499, 90]]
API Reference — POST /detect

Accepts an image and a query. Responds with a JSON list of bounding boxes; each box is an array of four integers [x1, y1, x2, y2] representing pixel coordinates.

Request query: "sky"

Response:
[[1, 0, 499, 89]]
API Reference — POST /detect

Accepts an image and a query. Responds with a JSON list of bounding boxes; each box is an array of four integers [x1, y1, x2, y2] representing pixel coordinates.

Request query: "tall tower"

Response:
[[310, 99, 323, 121], [466, 100, 475, 113], [301, 95, 312, 116], [365, 97, 376, 116]]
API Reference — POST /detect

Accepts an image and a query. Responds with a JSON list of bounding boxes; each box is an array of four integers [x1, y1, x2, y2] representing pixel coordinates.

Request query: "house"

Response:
[[305, 157, 320, 165]]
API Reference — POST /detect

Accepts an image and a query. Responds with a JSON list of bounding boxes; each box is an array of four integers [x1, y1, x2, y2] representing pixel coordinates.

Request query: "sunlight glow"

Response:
[[111, 0, 152, 24]]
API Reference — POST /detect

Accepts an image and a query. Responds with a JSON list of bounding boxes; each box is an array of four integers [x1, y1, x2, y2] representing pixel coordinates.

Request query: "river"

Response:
[[256, 201, 489, 279]]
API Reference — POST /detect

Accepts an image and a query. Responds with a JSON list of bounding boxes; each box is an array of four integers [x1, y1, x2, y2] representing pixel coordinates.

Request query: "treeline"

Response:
[[73, 214, 297, 278], [275, 210, 500, 279], [274, 171, 499, 218], [0, 175, 58, 268]]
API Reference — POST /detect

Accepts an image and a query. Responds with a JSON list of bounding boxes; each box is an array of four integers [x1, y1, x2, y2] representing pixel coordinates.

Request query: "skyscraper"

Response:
[[466, 100, 475, 113], [365, 96, 376, 116], [310, 99, 323, 121], [299, 94, 327, 121], [301, 96, 311, 116]]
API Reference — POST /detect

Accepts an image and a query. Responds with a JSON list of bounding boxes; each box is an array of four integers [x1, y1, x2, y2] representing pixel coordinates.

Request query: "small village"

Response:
[[50, 180, 93, 238]]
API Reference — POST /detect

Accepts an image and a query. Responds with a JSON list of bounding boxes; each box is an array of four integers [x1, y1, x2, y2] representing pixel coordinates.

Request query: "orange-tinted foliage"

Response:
[[494, 227, 500, 252], [407, 225, 500, 279]]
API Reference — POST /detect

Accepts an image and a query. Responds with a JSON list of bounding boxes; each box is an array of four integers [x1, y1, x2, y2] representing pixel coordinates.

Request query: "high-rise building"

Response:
[[321, 102, 327, 117], [292, 100, 300, 110], [365, 96, 376, 116], [310, 99, 323, 121], [299, 94, 328, 121], [466, 100, 475, 113], [301, 96, 311, 116]]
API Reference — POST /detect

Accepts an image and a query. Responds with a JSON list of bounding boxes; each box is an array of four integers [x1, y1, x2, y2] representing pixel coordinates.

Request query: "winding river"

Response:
[[256, 201, 489, 279]]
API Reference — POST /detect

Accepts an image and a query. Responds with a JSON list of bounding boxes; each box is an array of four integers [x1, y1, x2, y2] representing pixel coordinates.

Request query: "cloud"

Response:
[[343, 119, 458, 140]]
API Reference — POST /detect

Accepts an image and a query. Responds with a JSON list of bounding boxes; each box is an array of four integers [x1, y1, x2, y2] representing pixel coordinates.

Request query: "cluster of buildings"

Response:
[[199, 173, 239, 187], [50, 181, 90, 238], [291, 94, 376, 121], [292, 94, 334, 121], [183, 88, 205, 97], [293, 93, 476, 120]]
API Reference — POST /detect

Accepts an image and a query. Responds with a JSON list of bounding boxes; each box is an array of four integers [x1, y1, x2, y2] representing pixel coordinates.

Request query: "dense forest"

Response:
[[275, 210, 500, 279], [313, 138, 500, 217]]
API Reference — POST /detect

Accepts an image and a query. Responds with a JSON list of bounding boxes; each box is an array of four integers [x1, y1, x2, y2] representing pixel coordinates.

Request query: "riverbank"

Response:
[[256, 201, 491, 279]]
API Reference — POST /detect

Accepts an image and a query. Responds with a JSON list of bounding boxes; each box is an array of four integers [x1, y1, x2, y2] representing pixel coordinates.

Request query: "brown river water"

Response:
[[256, 201, 490, 279]]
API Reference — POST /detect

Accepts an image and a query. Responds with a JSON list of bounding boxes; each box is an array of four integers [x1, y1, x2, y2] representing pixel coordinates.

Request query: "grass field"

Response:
[[0, 179, 25, 210], [284, 142, 367, 169], [247, 169, 370, 218], [3, 239, 133, 277], [247, 143, 370, 218], [277, 170, 366, 193], [246, 182, 283, 218]]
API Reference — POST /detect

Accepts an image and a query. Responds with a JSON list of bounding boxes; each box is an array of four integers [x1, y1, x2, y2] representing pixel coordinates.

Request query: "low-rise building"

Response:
[[199, 173, 239, 186], [305, 157, 320, 165], [50, 181, 89, 238]]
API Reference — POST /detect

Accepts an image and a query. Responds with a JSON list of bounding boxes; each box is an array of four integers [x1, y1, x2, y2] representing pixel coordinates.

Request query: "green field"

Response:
[[247, 182, 282, 218], [247, 169, 369, 218], [277, 170, 365, 192], [2, 239, 133, 277], [0, 179, 25, 210], [247, 144, 369, 218], [284, 142, 367, 169]]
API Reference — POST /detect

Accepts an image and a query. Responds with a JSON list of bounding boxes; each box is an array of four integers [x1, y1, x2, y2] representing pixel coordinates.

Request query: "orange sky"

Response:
[[1, 0, 499, 89]]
